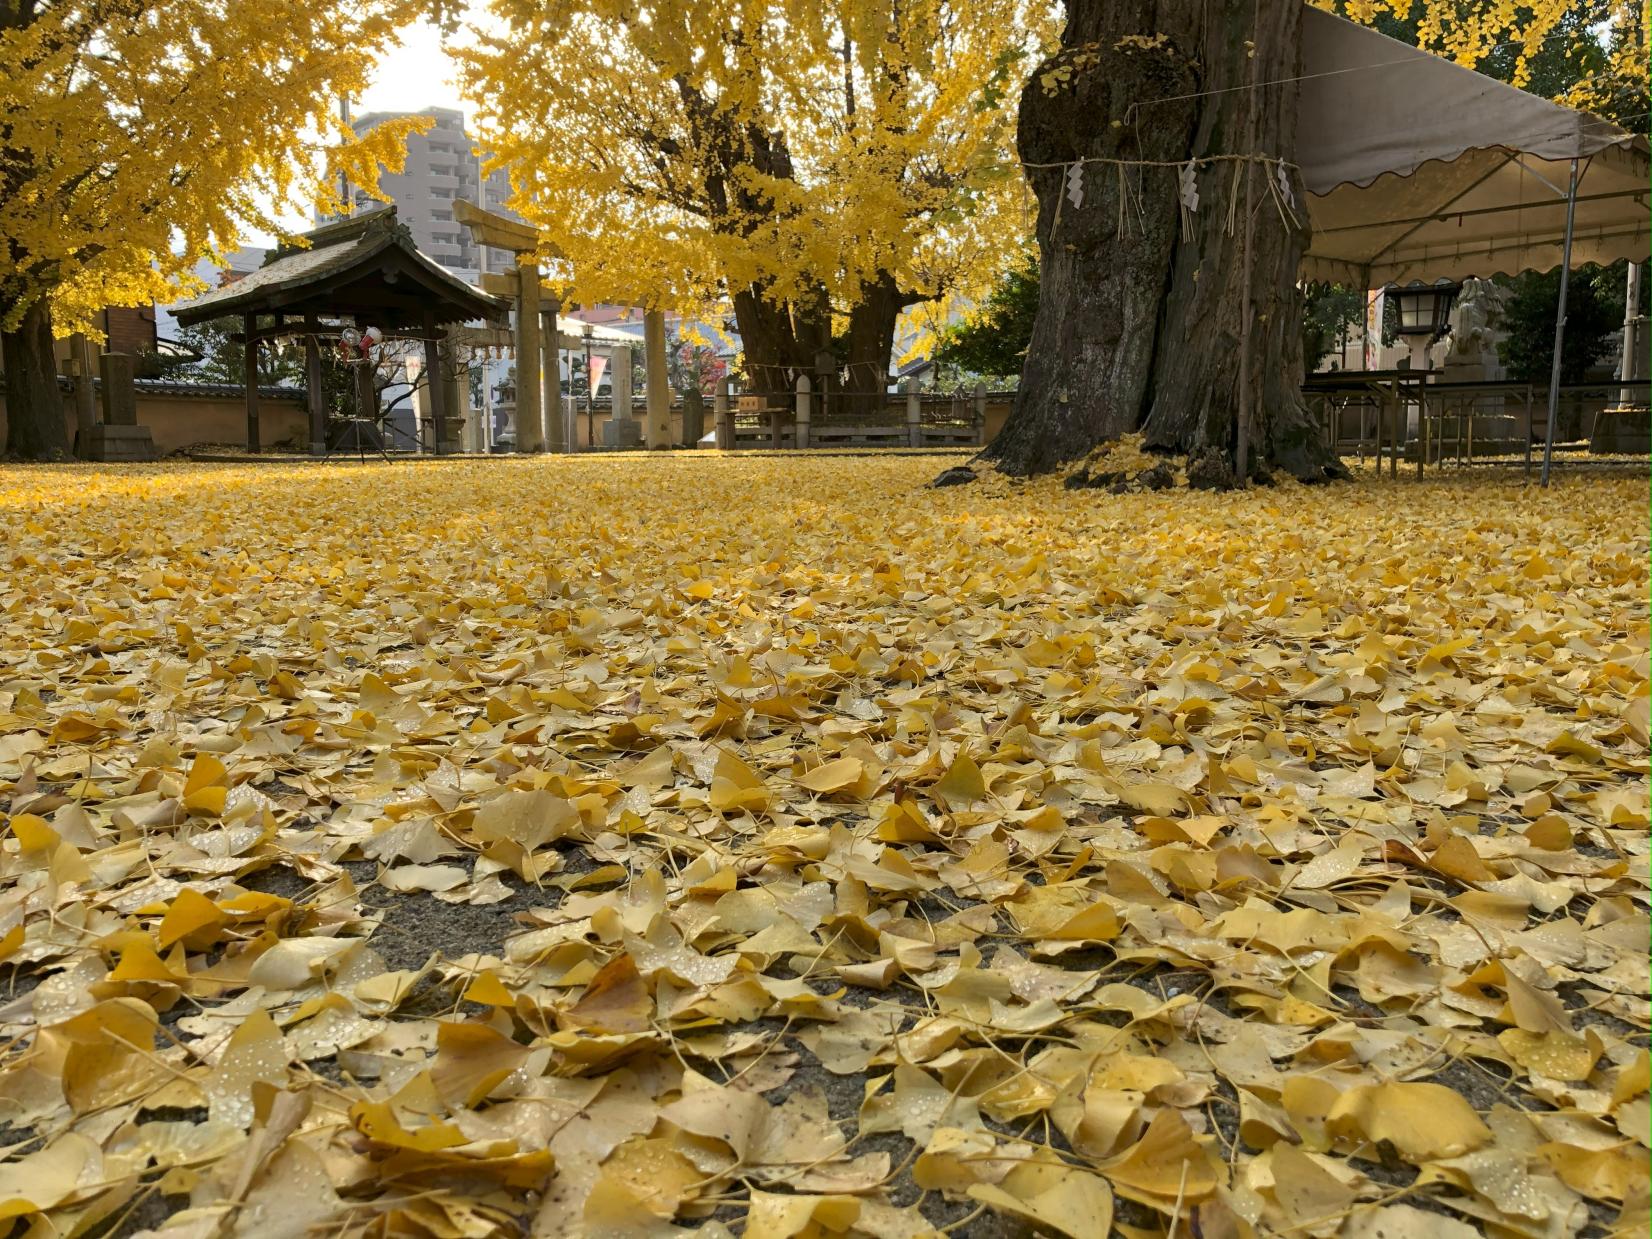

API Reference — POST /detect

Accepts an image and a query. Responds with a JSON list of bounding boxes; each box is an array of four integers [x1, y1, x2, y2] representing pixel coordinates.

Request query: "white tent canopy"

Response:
[[1296, 7, 1649, 285]]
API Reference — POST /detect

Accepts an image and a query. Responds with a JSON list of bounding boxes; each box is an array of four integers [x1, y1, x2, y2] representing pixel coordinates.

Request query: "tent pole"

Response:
[[1621, 262, 1643, 406], [1539, 158, 1579, 488]]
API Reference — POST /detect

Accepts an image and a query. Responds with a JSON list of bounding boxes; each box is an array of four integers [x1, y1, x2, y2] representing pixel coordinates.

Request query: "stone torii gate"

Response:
[[456, 200, 559, 453], [455, 200, 673, 452]]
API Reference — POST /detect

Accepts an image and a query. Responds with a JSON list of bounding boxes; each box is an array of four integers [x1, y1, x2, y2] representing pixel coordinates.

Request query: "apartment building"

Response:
[[330, 106, 516, 280]]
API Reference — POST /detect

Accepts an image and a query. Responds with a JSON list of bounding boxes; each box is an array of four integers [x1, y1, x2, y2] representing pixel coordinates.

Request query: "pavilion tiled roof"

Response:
[[172, 207, 507, 330]]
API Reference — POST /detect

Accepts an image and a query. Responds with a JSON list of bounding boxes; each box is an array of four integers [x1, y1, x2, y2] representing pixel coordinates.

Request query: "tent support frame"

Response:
[[1539, 158, 1580, 487]]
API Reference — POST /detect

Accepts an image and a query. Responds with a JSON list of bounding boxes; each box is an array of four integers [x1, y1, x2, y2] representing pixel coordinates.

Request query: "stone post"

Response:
[[611, 345, 632, 411], [973, 381, 987, 445], [71, 334, 97, 458], [603, 344, 641, 446], [905, 379, 921, 447], [543, 301, 565, 453], [714, 377, 732, 449], [795, 374, 811, 449], [100, 352, 136, 425], [516, 263, 544, 452], [85, 351, 154, 461], [644, 309, 671, 449]]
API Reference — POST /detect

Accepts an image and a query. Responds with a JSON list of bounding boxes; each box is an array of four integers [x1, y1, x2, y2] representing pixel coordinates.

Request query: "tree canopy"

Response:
[[456, 0, 1053, 393], [1498, 263, 1646, 386], [1, 0, 428, 456], [932, 257, 1038, 382], [1, 0, 427, 336]]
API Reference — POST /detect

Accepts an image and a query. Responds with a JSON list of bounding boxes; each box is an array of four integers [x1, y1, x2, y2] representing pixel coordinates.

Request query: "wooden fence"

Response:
[[713, 378, 991, 449]]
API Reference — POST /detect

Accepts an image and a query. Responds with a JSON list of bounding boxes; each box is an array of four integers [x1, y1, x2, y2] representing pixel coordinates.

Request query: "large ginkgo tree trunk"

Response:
[[983, 0, 1344, 484]]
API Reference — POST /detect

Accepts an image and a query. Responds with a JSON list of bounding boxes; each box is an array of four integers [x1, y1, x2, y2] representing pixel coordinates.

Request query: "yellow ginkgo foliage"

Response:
[[0, 0, 430, 458], [0, 454, 1645, 1234], [457, 0, 1055, 399], [1320, 0, 1639, 93]]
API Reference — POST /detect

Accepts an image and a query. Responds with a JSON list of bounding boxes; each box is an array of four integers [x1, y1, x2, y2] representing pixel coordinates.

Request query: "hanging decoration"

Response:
[[1178, 162, 1200, 213], [1178, 161, 1201, 240], [1275, 158, 1296, 212]]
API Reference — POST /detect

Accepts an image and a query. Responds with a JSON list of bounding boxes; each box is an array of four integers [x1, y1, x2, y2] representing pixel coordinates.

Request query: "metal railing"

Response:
[[1304, 375, 1649, 479]]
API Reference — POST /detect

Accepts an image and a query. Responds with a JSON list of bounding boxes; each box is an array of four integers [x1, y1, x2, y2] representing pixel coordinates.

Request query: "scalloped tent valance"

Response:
[[1296, 7, 1649, 285]]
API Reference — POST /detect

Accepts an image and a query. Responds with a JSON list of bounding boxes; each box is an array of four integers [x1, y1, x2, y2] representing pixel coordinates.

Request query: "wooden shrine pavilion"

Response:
[[172, 207, 507, 454]]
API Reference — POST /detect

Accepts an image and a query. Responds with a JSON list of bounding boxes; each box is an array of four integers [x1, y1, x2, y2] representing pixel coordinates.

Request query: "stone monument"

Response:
[[1441, 278, 1508, 383], [83, 352, 156, 461]]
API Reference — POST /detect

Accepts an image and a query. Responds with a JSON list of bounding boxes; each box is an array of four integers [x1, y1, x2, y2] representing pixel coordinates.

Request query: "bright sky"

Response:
[[246, 19, 470, 245], [359, 21, 468, 116]]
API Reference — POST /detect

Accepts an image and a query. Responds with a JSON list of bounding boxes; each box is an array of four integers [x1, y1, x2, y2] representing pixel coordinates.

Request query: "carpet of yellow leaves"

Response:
[[0, 455, 1645, 1238]]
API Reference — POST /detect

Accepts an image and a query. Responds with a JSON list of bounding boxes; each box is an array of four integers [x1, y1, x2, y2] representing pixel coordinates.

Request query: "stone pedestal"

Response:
[[602, 418, 643, 448], [87, 352, 154, 460], [1590, 407, 1651, 455], [83, 424, 155, 462]]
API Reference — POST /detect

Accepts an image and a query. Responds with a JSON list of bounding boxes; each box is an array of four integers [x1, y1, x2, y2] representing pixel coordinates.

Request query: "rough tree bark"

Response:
[[729, 284, 830, 400], [982, 0, 1344, 483], [1, 299, 70, 460], [838, 273, 912, 419], [686, 85, 914, 407], [730, 274, 917, 414]]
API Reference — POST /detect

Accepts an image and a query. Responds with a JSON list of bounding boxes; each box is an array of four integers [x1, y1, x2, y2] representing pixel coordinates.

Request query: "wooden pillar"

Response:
[[516, 264, 543, 453], [305, 331, 326, 456], [243, 314, 260, 452], [355, 360, 375, 433], [644, 309, 670, 449], [794, 374, 811, 449], [714, 377, 732, 449], [442, 343, 463, 454], [973, 381, 987, 445], [905, 379, 922, 447], [543, 299, 565, 453], [423, 317, 447, 456]]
